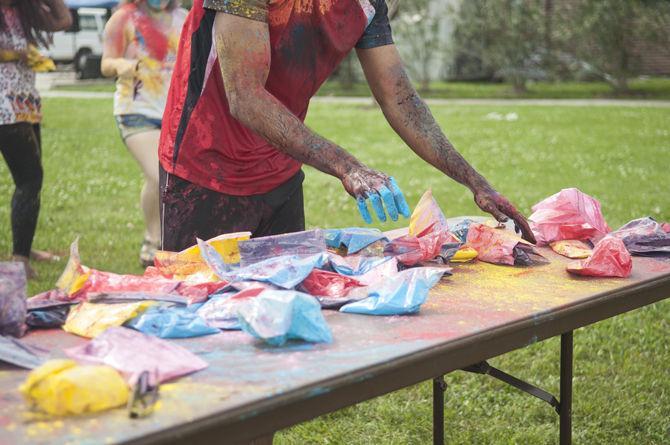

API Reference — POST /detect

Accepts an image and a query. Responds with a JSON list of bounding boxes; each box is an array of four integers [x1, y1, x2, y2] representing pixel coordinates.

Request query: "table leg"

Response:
[[560, 332, 573, 445], [433, 376, 447, 445]]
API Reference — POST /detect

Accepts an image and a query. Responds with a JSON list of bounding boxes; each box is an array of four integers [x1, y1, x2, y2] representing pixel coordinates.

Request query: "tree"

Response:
[[451, 0, 546, 93], [393, 0, 448, 91], [554, 0, 670, 93]]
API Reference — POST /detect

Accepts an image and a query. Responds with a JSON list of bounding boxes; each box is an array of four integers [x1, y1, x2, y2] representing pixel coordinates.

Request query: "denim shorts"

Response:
[[115, 114, 162, 140]]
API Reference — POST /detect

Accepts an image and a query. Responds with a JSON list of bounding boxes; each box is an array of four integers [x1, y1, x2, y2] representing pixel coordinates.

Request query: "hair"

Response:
[[0, 0, 53, 47]]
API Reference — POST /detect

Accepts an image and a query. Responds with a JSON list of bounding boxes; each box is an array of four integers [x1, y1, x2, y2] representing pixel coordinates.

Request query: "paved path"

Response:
[[40, 89, 670, 108]]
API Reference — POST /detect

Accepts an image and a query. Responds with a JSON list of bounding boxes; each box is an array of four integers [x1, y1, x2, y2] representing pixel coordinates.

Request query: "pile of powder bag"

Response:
[[1, 188, 669, 416]]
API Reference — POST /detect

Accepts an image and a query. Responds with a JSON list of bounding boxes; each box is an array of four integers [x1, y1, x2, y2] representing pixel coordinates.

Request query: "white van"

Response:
[[46, 7, 109, 79]]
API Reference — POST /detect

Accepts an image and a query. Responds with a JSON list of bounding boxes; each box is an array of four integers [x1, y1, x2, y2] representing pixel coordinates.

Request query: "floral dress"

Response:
[[0, 6, 41, 125]]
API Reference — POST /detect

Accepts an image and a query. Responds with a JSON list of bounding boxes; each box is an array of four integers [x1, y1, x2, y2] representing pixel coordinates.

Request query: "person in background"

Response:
[[0, 0, 72, 278], [101, 0, 186, 267]]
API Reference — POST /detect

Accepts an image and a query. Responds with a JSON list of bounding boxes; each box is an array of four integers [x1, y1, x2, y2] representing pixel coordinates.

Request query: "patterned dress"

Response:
[[0, 6, 41, 125]]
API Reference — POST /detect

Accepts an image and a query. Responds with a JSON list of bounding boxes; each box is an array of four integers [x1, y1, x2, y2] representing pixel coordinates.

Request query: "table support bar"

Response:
[[433, 331, 575, 445], [432, 376, 447, 445], [560, 331, 573, 445]]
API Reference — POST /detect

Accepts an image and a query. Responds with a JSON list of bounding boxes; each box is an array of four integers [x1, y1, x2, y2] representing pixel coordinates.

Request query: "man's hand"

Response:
[[474, 186, 536, 243], [357, 45, 536, 241], [342, 168, 410, 223]]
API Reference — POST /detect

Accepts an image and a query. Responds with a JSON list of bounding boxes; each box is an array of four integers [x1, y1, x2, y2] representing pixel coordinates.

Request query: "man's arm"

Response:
[[357, 44, 536, 242], [214, 12, 407, 221]]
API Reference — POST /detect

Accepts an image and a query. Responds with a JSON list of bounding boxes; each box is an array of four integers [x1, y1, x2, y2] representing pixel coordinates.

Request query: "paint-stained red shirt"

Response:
[[158, 0, 393, 196]]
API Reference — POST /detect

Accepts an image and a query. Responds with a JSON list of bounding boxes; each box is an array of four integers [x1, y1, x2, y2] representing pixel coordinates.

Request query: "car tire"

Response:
[[74, 48, 92, 79]]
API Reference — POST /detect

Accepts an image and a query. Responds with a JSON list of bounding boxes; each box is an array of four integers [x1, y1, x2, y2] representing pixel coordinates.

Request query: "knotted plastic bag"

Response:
[[65, 326, 208, 386], [154, 231, 251, 277], [324, 228, 387, 255], [567, 236, 632, 278], [237, 291, 332, 346], [26, 305, 71, 329], [328, 254, 392, 276], [56, 239, 227, 304], [385, 190, 455, 266], [63, 301, 154, 338], [125, 305, 219, 338], [211, 249, 329, 289], [196, 286, 265, 330], [610, 217, 670, 257], [529, 188, 610, 245], [20, 359, 129, 416], [239, 230, 327, 266], [299, 269, 364, 298], [466, 223, 546, 266], [0, 335, 44, 369], [0, 262, 27, 337], [340, 267, 447, 316]]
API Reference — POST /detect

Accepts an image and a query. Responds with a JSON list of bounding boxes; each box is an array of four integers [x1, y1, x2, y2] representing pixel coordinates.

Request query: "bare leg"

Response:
[[123, 130, 161, 246]]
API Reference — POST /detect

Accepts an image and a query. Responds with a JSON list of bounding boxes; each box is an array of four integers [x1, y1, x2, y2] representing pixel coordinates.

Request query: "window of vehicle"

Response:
[[79, 15, 99, 32]]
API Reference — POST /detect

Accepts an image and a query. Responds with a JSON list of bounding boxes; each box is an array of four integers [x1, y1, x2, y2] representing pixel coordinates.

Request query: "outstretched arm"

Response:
[[357, 44, 536, 242], [214, 12, 408, 222]]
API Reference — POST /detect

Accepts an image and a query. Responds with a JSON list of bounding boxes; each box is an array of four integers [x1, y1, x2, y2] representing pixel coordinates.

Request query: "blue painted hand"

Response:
[[356, 177, 410, 224]]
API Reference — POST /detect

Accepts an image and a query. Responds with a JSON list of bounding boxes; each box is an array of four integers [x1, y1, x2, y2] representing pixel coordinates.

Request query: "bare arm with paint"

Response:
[[101, 9, 138, 79], [213, 12, 390, 201], [357, 44, 536, 242]]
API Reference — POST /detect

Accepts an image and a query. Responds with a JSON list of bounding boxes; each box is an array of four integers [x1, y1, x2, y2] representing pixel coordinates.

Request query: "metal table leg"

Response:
[[560, 332, 573, 445], [433, 376, 447, 445]]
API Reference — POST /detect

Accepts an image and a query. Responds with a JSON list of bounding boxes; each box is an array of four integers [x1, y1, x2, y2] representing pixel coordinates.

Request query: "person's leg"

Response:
[[160, 166, 271, 251], [124, 129, 161, 244], [0, 123, 43, 278]]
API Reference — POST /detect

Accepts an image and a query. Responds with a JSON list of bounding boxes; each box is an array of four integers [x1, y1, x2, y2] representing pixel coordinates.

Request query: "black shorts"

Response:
[[159, 166, 305, 251]]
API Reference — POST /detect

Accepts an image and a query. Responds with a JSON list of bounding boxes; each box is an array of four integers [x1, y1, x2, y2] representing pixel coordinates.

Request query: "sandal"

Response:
[[139, 239, 159, 268], [30, 249, 61, 262]]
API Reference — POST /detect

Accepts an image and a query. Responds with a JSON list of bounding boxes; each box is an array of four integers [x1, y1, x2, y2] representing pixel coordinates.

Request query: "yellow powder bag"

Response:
[[19, 359, 129, 416], [63, 301, 153, 338]]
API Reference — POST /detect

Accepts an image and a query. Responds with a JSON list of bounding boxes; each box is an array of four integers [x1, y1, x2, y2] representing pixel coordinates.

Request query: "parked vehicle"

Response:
[[45, 7, 110, 79]]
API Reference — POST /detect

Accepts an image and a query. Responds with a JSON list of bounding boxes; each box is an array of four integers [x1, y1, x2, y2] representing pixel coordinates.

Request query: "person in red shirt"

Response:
[[158, 0, 536, 251]]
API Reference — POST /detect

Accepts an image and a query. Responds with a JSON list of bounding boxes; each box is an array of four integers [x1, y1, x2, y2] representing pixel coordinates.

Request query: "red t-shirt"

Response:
[[158, 0, 393, 196]]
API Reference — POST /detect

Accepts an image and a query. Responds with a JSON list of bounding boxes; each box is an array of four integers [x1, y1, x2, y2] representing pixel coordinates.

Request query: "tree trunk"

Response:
[[612, 76, 629, 94], [512, 77, 528, 94]]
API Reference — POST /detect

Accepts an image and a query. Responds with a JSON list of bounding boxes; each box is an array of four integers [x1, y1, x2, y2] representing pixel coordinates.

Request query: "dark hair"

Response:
[[0, 0, 53, 47]]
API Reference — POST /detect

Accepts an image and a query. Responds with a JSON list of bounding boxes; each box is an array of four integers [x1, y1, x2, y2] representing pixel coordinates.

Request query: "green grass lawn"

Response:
[[317, 77, 670, 100], [1, 98, 669, 444], [54, 77, 670, 100]]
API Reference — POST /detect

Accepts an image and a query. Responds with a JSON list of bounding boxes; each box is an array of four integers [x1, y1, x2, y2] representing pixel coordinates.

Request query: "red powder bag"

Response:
[[529, 188, 610, 246], [567, 236, 632, 278], [385, 190, 456, 266], [299, 269, 363, 298]]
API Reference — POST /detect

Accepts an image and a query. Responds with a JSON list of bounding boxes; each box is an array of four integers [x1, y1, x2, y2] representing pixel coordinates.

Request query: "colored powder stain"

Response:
[[26, 420, 64, 437], [307, 386, 331, 398], [132, 8, 168, 60]]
